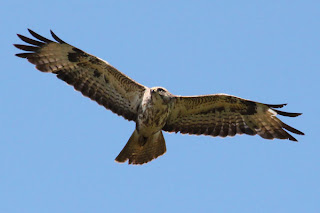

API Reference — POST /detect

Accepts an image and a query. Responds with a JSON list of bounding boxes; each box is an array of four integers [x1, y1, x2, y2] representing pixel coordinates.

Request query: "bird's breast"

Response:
[[136, 97, 172, 136]]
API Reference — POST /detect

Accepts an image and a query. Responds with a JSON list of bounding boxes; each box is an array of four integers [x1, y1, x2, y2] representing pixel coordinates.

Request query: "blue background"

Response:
[[1, 1, 319, 212]]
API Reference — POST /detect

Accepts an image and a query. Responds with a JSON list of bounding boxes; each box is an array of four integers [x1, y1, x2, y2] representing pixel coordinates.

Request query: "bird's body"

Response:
[[14, 29, 304, 164], [137, 87, 174, 136]]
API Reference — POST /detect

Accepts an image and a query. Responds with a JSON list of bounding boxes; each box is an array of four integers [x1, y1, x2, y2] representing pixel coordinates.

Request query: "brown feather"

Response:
[[163, 94, 304, 141], [28, 29, 53, 43], [50, 30, 66, 44], [14, 29, 146, 122], [14, 44, 38, 51], [115, 130, 166, 165], [17, 34, 45, 46]]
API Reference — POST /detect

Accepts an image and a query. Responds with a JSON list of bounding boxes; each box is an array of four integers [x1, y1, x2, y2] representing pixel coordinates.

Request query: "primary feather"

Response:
[[15, 29, 146, 121]]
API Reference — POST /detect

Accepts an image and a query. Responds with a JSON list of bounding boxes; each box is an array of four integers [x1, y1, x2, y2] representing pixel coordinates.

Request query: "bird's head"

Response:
[[150, 87, 174, 104]]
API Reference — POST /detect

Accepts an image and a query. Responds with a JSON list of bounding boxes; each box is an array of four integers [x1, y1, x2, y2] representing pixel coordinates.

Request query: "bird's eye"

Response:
[[157, 88, 165, 92]]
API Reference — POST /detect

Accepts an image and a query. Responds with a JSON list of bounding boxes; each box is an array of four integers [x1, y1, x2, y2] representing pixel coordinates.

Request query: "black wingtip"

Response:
[[28, 29, 53, 43], [27, 28, 36, 35], [273, 109, 302, 117], [16, 33, 45, 46], [13, 44, 38, 51], [281, 121, 305, 136], [288, 135, 298, 142], [50, 30, 66, 44], [16, 34, 25, 41], [266, 103, 287, 108], [15, 53, 32, 58]]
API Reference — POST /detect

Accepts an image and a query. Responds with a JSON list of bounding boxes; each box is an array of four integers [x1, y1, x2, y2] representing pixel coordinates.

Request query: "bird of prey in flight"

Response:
[[14, 29, 304, 165]]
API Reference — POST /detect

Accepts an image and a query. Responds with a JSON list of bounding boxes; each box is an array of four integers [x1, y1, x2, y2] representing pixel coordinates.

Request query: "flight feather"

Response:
[[15, 29, 146, 121], [163, 94, 304, 141]]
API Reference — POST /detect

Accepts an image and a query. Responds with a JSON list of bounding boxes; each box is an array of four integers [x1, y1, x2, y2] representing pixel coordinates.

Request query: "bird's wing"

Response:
[[163, 94, 304, 141], [14, 29, 147, 121]]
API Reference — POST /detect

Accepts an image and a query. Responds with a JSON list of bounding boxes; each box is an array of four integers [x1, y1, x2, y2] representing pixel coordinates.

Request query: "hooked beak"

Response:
[[151, 89, 157, 95]]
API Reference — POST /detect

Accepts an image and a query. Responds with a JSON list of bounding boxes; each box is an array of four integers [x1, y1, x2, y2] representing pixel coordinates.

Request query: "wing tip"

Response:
[[288, 134, 299, 142], [266, 103, 287, 108], [50, 29, 66, 44], [273, 109, 302, 117], [15, 53, 30, 58], [281, 121, 305, 136], [13, 44, 38, 51], [27, 29, 54, 43], [266, 103, 303, 117], [27, 28, 35, 35]]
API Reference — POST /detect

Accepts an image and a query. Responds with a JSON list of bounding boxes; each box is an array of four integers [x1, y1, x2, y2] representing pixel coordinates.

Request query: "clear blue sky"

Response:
[[1, 1, 319, 212]]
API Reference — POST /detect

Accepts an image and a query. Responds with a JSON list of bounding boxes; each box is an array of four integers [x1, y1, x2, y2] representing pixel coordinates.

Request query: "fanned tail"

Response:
[[115, 130, 166, 165]]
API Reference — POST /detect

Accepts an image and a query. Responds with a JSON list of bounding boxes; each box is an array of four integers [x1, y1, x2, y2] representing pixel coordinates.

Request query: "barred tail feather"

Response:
[[115, 130, 166, 165]]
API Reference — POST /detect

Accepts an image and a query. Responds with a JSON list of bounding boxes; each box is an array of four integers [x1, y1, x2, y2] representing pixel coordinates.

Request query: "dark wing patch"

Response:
[[14, 29, 147, 121], [163, 94, 304, 141]]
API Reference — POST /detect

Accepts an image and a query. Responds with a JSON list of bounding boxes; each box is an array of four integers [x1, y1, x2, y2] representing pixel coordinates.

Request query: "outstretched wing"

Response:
[[163, 94, 304, 141], [14, 29, 147, 121]]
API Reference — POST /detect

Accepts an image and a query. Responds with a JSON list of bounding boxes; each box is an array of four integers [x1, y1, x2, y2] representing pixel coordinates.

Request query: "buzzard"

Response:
[[14, 29, 304, 165]]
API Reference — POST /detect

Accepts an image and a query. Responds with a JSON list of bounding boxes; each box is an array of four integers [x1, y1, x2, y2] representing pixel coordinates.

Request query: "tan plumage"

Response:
[[15, 29, 146, 122], [14, 29, 304, 165], [163, 94, 303, 141]]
